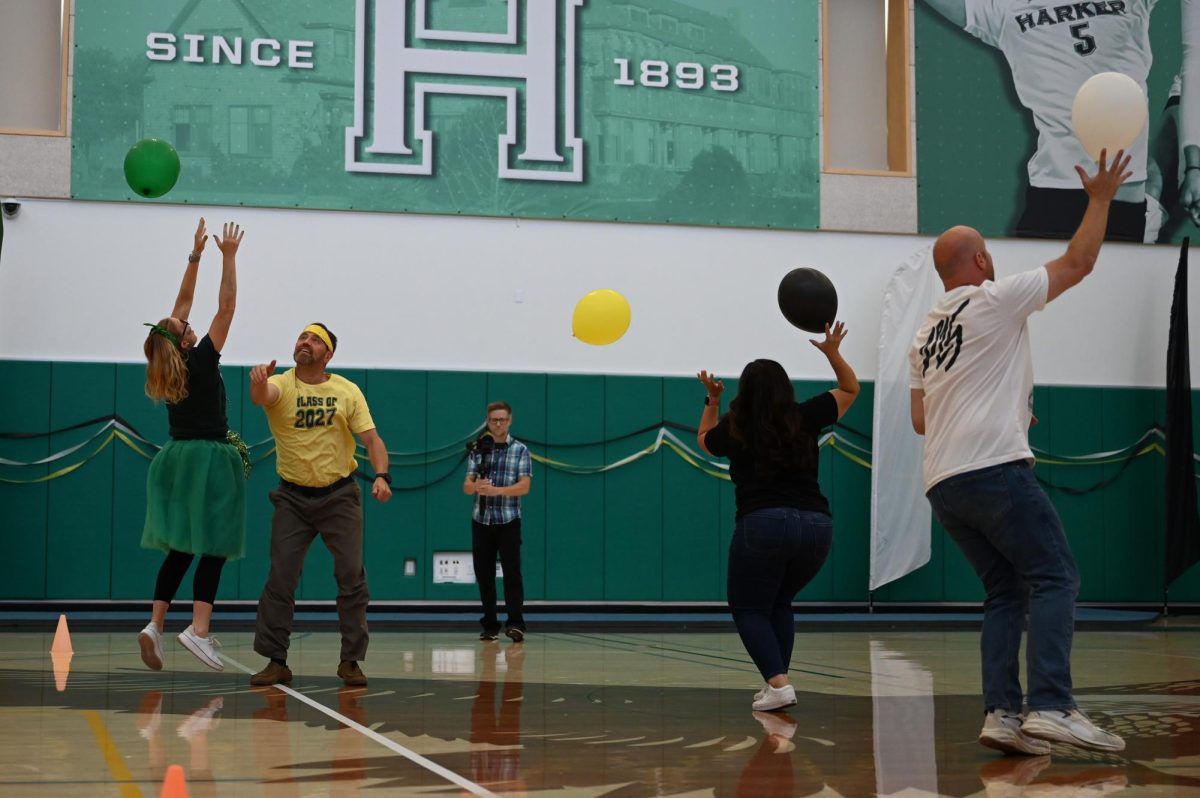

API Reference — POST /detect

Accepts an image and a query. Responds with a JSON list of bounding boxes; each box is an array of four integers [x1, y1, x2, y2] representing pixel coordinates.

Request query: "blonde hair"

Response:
[[144, 317, 189, 404]]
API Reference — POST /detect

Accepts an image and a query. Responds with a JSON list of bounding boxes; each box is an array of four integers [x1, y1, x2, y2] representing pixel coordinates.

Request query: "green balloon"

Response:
[[123, 139, 180, 199]]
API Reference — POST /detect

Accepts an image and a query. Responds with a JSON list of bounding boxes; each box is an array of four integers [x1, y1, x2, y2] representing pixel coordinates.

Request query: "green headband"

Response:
[[144, 322, 179, 346]]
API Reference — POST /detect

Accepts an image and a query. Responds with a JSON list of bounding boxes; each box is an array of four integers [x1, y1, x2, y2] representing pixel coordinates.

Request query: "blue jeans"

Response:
[[927, 461, 1079, 712], [727, 508, 833, 681]]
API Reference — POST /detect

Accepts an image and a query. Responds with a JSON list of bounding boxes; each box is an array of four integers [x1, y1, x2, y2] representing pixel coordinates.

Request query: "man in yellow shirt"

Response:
[[247, 323, 392, 687]]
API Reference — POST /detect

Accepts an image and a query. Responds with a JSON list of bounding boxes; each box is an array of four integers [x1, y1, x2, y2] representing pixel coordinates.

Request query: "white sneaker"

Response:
[[177, 625, 223, 671], [1022, 709, 1125, 753], [751, 683, 796, 711], [138, 623, 164, 671], [979, 709, 1052, 755]]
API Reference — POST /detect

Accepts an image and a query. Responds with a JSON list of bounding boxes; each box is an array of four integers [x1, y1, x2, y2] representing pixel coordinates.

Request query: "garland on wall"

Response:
[[0, 414, 1180, 495]]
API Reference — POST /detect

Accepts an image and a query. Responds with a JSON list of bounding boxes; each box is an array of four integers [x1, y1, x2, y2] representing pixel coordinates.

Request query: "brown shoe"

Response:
[[337, 660, 367, 687], [249, 661, 292, 686]]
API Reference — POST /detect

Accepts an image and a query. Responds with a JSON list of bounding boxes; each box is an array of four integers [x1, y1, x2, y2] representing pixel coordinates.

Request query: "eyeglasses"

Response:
[[488, 417, 510, 424], [178, 319, 190, 342]]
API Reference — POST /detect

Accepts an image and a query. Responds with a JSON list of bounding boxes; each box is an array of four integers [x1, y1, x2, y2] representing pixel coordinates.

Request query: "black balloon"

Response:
[[777, 268, 838, 333]]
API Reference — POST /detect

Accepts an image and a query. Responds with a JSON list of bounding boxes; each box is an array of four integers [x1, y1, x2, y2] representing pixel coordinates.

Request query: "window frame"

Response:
[[820, 0, 912, 176], [0, 0, 72, 137]]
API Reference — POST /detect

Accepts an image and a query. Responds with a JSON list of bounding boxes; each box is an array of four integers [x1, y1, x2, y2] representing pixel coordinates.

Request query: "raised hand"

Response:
[[1074, 148, 1133, 202], [193, 218, 208, 256], [697, 370, 724, 401], [214, 222, 244, 256], [250, 359, 277, 385], [810, 321, 848, 356]]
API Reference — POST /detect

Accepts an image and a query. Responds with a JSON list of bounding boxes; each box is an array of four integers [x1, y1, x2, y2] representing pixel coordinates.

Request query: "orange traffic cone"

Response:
[[50, 614, 73, 655], [51, 651, 72, 692], [159, 764, 189, 798]]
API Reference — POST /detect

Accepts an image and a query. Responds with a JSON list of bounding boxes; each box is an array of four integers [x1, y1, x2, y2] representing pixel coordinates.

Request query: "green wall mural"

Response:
[[71, 0, 820, 229]]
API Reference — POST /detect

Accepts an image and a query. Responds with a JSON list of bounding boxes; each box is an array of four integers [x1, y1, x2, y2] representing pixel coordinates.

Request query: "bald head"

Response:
[[932, 225, 993, 288]]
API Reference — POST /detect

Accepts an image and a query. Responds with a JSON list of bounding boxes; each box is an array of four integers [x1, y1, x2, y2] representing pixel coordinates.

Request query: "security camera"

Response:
[[0, 200, 19, 219]]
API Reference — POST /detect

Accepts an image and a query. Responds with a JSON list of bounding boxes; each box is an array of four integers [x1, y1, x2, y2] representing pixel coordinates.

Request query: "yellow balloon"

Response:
[[572, 289, 631, 346]]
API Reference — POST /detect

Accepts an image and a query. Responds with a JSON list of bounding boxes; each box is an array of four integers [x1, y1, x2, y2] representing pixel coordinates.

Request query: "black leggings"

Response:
[[153, 549, 227, 605]]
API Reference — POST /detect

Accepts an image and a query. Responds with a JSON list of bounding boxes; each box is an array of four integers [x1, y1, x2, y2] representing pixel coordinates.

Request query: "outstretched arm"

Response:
[[1044, 150, 1132, 303], [207, 222, 244, 352], [695, 370, 724, 455], [811, 322, 860, 419], [171, 218, 207, 321]]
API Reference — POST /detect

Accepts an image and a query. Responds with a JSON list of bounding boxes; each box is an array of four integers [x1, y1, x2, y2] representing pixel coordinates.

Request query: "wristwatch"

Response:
[[375, 472, 393, 485], [704, 395, 719, 406]]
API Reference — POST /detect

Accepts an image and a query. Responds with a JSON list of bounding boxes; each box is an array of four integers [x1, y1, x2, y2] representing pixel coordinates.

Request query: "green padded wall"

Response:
[[1, 359, 1196, 604]]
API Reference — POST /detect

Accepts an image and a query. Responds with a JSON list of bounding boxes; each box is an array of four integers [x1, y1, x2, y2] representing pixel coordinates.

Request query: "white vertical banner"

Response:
[[870, 246, 938, 591]]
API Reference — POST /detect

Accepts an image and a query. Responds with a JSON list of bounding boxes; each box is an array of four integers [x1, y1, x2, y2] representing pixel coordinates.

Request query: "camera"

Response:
[[468, 432, 496, 511], [467, 432, 495, 476], [0, 200, 19, 219]]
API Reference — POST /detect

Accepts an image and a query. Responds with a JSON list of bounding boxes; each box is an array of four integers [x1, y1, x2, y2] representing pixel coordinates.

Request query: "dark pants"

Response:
[[927, 461, 1079, 712], [153, 549, 226, 605], [727, 507, 833, 681], [472, 518, 525, 632], [1016, 186, 1146, 242], [255, 481, 369, 662]]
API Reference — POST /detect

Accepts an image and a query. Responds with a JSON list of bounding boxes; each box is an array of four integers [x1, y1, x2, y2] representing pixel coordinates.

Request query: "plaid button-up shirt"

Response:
[[467, 437, 532, 524]]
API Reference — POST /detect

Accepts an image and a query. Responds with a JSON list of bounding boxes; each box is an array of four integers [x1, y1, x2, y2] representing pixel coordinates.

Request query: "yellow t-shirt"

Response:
[[264, 369, 375, 487]]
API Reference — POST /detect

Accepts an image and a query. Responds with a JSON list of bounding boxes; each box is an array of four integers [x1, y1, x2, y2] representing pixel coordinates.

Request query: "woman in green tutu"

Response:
[[139, 218, 246, 672]]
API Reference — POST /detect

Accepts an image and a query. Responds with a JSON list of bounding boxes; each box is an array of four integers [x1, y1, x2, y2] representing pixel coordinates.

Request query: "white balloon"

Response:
[[1071, 72, 1148, 161]]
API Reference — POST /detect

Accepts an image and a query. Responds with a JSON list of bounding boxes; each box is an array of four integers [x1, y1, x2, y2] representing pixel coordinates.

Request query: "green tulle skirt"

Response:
[[142, 439, 246, 560]]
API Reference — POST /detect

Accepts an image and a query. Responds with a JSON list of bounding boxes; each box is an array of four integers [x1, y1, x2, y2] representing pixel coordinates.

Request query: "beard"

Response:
[[294, 347, 314, 365]]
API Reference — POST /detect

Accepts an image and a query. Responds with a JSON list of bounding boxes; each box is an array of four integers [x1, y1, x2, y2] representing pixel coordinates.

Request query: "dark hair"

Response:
[[486, 400, 512, 416], [727, 359, 816, 474], [311, 322, 337, 352]]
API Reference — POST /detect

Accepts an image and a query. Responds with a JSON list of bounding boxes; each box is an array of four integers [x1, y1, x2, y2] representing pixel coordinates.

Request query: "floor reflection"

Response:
[[1, 629, 1199, 796], [470, 641, 525, 791]]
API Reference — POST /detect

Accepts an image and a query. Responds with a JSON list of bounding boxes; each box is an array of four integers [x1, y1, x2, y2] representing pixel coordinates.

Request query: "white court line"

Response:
[[220, 653, 499, 798]]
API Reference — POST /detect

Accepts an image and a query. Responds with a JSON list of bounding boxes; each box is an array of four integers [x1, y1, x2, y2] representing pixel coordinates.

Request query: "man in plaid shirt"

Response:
[[463, 401, 533, 641]]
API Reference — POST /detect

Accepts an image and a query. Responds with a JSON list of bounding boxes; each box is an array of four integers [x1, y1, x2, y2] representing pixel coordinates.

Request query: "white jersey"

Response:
[[909, 267, 1049, 491], [964, 0, 1156, 188]]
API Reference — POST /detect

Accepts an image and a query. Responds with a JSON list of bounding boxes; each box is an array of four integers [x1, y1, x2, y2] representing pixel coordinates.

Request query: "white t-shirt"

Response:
[[909, 267, 1049, 491], [964, 0, 1155, 189]]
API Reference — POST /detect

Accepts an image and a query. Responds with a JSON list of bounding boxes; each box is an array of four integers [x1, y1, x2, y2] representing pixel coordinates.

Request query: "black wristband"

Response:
[[375, 472, 392, 485], [704, 395, 718, 407], [188, 252, 201, 263], [1187, 166, 1200, 173]]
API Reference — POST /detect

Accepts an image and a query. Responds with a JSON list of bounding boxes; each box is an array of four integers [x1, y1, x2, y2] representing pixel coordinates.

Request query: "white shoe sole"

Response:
[[1021, 719, 1125, 753], [979, 729, 1052, 756], [177, 635, 223, 671], [752, 699, 797, 712], [138, 631, 163, 671]]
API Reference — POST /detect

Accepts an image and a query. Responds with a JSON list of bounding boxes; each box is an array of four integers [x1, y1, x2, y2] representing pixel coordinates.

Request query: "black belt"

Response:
[[279, 475, 355, 497]]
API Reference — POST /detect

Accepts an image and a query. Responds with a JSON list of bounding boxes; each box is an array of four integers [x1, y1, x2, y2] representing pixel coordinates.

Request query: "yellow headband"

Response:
[[303, 324, 333, 352]]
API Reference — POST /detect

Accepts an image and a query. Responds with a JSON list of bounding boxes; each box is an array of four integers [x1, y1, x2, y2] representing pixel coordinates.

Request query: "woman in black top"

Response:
[[698, 321, 859, 712], [139, 219, 245, 673]]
